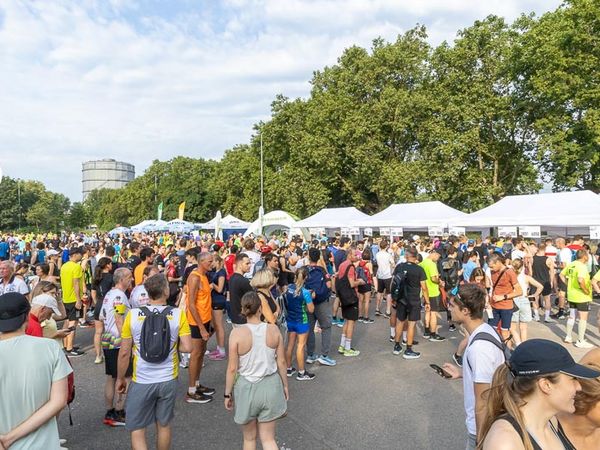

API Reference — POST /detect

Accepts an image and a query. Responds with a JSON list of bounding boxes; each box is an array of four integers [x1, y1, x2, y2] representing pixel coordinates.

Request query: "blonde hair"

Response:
[[574, 363, 600, 415], [294, 266, 309, 296], [511, 258, 524, 273], [250, 269, 277, 290]]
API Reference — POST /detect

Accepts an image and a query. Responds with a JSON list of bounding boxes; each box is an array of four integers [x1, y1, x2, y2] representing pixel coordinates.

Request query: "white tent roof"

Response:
[[166, 219, 195, 232], [296, 207, 370, 228], [449, 191, 600, 227], [202, 214, 250, 230], [131, 220, 156, 232], [355, 201, 467, 228], [244, 210, 308, 238]]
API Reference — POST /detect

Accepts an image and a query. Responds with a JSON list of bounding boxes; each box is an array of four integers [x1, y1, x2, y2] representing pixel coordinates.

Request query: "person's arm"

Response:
[[304, 289, 315, 314], [0, 377, 68, 448], [54, 298, 67, 321], [525, 276, 543, 299], [474, 382, 491, 441], [578, 276, 591, 295], [592, 272, 600, 294], [116, 337, 133, 393], [348, 266, 364, 288], [224, 330, 239, 410], [274, 326, 289, 400], [420, 280, 431, 312], [72, 277, 82, 308], [260, 294, 276, 324], [441, 363, 461, 379], [214, 274, 225, 294]]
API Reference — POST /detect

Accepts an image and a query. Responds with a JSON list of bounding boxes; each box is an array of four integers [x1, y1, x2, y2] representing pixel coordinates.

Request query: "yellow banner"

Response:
[[178, 201, 185, 220]]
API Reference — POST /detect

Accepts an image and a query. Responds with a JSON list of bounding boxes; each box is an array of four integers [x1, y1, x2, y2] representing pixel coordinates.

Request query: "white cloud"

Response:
[[0, 0, 561, 201]]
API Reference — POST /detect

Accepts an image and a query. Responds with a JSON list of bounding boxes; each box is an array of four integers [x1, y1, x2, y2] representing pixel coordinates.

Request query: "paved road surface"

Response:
[[58, 301, 599, 450]]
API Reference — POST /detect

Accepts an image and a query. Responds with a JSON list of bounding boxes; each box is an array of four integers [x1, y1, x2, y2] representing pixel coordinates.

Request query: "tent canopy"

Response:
[[202, 214, 250, 230], [108, 226, 130, 236], [448, 191, 600, 228], [131, 220, 156, 232], [244, 210, 308, 239], [296, 207, 370, 228], [355, 201, 467, 228], [166, 219, 195, 233]]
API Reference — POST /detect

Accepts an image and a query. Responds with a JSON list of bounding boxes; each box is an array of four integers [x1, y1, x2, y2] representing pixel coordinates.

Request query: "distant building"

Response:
[[82, 159, 135, 200]]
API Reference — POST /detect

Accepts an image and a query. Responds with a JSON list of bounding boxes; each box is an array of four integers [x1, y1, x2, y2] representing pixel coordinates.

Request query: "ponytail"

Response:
[[294, 266, 309, 296], [94, 257, 112, 285]]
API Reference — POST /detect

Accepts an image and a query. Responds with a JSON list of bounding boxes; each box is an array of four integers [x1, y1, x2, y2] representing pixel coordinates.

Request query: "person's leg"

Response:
[[196, 338, 208, 385], [363, 291, 372, 319], [306, 311, 317, 357], [156, 422, 171, 450], [213, 310, 225, 353], [316, 302, 332, 357], [358, 292, 364, 319], [285, 332, 297, 368], [519, 322, 528, 343], [430, 312, 438, 336], [131, 429, 148, 450], [63, 319, 77, 350], [394, 319, 405, 343], [296, 333, 308, 373], [389, 309, 397, 339], [188, 337, 202, 392], [577, 310, 590, 343], [385, 292, 392, 316], [242, 420, 258, 450], [345, 320, 355, 347], [406, 320, 416, 346], [94, 320, 103, 360], [510, 320, 521, 346], [375, 289, 383, 314], [105, 375, 115, 409], [257, 420, 278, 450], [332, 296, 340, 321], [542, 295, 552, 321], [565, 307, 576, 342], [114, 378, 128, 411]]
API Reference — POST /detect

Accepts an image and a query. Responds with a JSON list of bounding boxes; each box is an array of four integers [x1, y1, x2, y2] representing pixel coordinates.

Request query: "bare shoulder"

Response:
[[266, 323, 281, 347], [483, 419, 525, 450], [230, 325, 250, 342]]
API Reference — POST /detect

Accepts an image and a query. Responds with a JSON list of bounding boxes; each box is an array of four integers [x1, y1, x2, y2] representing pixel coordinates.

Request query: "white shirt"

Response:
[[462, 323, 504, 435], [558, 248, 573, 269], [0, 276, 29, 296], [375, 251, 394, 279], [129, 285, 150, 309], [100, 288, 130, 347], [511, 249, 525, 260], [244, 250, 261, 279]]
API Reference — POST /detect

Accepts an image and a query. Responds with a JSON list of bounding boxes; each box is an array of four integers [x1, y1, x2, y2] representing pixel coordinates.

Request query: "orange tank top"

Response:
[[186, 270, 212, 326]]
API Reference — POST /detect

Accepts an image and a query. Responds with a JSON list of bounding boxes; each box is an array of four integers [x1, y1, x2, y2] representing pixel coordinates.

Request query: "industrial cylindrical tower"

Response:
[[82, 159, 135, 200]]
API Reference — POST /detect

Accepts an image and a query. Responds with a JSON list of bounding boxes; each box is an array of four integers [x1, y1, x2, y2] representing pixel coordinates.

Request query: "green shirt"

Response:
[[419, 258, 440, 297], [561, 260, 591, 303], [0, 336, 72, 450]]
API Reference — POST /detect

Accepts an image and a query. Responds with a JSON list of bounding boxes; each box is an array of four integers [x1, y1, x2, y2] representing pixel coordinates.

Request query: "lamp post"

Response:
[[260, 132, 264, 211], [17, 178, 21, 230]]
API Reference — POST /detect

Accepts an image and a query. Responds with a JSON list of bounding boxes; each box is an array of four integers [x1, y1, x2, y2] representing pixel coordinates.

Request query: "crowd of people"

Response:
[[0, 230, 599, 449]]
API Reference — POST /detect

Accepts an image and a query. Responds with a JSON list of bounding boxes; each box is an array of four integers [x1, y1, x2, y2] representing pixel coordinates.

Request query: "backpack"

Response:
[[391, 264, 408, 304], [252, 258, 266, 277], [139, 306, 174, 363], [66, 357, 75, 426], [305, 266, 330, 304], [355, 263, 369, 284], [335, 263, 359, 307], [466, 331, 512, 371], [440, 257, 460, 289]]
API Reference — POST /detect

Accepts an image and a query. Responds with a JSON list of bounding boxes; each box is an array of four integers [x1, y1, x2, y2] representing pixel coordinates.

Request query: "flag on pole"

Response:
[[157, 202, 163, 221], [178, 202, 185, 220]]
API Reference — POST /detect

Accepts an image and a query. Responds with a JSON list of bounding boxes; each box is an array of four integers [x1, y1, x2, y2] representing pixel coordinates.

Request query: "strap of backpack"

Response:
[[140, 306, 151, 316], [161, 306, 173, 316], [466, 332, 505, 371]]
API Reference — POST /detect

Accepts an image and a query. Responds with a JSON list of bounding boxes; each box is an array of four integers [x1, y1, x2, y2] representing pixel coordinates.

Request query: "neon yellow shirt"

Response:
[[561, 261, 591, 303], [419, 258, 440, 297]]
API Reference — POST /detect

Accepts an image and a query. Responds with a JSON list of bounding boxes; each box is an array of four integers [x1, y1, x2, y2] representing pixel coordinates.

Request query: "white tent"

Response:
[[355, 201, 468, 229], [166, 219, 195, 233], [296, 207, 370, 229], [201, 214, 250, 230], [244, 210, 309, 239], [108, 226, 131, 236], [448, 191, 600, 230], [131, 220, 156, 232]]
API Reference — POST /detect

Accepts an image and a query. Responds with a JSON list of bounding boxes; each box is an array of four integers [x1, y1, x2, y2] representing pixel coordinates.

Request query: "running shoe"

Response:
[[402, 339, 419, 346], [453, 353, 463, 367], [393, 343, 403, 355], [336, 319, 345, 328], [185, 392, 213, 404], [78, 321, 92, 328], [375, 309, 382, 316], [423, 329, 431, 339], [286, 367, 297, 377], [556, 310, 567, 320], [343, 348, 360, 357], [317, 355, 337, 366], [59, 439, 67, 445], [332, 317, 340, 325], [429, 334, 446, 342], [448, 324, 457, 332], [383, 312, 390, 319], [196, 384, 215, 396], [544, 317, 556, 323], [574, 340, 594, 349], [306, 354, 318, 364], [338, 345, 345, 354], [389, 335, 394, 342], [94, 355, 104, 364], [402, 348, 421, 360], [564, 335, 573, 344], [363, 317, 374, 324], [296, 371, 316, 381], [113, 410, 126, 426], [207, 350, 226, 361], [66, 349, 85, 357], [102, 409, 116, 426], [358, 317, 364, 323]]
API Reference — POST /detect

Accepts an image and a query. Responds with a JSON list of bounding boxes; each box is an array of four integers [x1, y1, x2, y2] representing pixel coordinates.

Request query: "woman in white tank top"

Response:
[[224, 291, 288, 450]]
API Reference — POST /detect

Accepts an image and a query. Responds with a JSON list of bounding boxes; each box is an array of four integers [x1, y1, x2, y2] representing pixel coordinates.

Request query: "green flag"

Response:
[[157, 201, 163, 221]]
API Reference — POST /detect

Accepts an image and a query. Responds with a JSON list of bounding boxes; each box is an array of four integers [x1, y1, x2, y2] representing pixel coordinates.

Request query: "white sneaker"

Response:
[[94, 355, 104, 364], [544, 317, 555, 323], [564, 336, 573, 344], [574, 340, 594, 349], [59, 439, 67, 445]]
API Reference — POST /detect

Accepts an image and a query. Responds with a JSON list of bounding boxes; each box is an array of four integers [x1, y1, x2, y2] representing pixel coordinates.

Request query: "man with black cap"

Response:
[[60, 247, 85, 357], [0, 292, 72, 449]]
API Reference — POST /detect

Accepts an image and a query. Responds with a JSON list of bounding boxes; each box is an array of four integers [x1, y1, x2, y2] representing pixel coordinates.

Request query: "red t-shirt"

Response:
[[224, 254, 236, 280], [25, 314, 43, 337]]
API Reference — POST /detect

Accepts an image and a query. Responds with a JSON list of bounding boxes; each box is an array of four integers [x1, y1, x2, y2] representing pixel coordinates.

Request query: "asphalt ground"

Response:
[[57, 300, 600, 450]]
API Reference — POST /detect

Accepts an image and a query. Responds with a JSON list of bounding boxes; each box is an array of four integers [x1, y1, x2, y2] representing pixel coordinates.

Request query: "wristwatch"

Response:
[[503, 294, 508, 300], [224, 393, 231, 398]]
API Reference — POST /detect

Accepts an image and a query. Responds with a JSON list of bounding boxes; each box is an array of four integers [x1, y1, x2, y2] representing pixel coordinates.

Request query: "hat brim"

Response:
[[561, 364, 600, 379], [0, 313, 28, 332]]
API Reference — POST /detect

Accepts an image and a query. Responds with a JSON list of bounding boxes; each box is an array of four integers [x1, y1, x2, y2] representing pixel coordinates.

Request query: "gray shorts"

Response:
[[511, 297, 532, 323], [125, 379, 178, 431], [233, 373, 287, 425]]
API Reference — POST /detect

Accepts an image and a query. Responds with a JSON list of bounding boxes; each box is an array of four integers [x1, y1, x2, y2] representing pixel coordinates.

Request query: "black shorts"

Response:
[[396, 301, 421, 322], [429, 295, 446, 312], [64, 302, 82, 321], [93, 303, 102, 321], [103, 348, 133, 378], [557, 274, 567, 292], [568, 301, 590, 312], [538, 281, 552, 297], [377, 278, 392, 294], [212, 298, 226, 311], [341, 304, 359, 321], [358, 284, 372, 294], [190, 322, 214, 339]]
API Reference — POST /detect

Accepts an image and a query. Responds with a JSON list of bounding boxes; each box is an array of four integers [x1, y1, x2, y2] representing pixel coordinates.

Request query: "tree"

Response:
[[68, 202, 89, 230]]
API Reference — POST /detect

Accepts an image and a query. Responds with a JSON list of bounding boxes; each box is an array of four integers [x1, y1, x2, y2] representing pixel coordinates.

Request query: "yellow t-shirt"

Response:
[[419, 258, 440, 297], [593, 270, 600, 283], [60, 261, 83, 304], [121, 306, 191, 384], [561, 261, 591, 303]]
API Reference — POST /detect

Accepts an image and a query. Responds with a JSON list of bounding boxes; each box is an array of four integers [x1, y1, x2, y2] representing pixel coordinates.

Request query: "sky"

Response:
[[0, 0, 562, 201]]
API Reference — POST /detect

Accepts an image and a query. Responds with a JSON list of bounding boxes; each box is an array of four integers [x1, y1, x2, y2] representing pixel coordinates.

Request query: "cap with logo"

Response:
[[0, 292, 31, 332], [31, 293, 62, 316], [509, 339, 600, 379]]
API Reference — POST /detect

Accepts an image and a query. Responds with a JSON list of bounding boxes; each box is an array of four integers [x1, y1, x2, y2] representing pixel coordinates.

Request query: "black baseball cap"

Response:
[[0, 292, 31, 332], [509, 339, 600, 378]]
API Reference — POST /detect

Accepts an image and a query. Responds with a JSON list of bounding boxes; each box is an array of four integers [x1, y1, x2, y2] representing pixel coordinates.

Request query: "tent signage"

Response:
[[390, 227, 404, 237], [428, 226, 444, 237], [363, 227, 373, 236], [518, 226, 541, 238], [379, 227, 391, 236], [448, 226, 466, 236], [497, 226, 518, 238], [590, 226, 600, 240]]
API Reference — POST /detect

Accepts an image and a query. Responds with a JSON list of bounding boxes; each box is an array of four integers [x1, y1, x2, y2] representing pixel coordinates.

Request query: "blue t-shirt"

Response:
[[0, 242, 9, 258], [208, 268, 227, 304], [463, 260, 478, 282], [285, 284, 312, 324]]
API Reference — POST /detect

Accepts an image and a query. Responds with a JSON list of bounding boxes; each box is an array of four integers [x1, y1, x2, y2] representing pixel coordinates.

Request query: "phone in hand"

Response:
[[430, 364, 452, 379]]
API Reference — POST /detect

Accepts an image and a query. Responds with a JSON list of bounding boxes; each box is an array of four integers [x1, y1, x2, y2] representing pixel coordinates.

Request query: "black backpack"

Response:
[[139, 306, 174, 363], [466, 331, 512, 371], [391, 264, 408, 304], [335, 264, 359, 307]]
